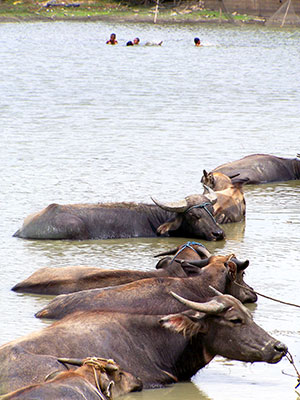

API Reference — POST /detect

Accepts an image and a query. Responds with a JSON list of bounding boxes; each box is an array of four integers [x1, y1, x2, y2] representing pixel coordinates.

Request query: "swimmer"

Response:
[[133, 37, 140, 45], [194, 37, 201, 46], [144, 40, 163, 46], [106, 33, 118, 45], [126, 41, 134, 46]]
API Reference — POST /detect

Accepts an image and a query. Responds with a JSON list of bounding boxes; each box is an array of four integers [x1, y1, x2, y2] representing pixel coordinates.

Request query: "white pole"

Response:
[[154, 0, 159, 23], [281, 0, 291, 27]]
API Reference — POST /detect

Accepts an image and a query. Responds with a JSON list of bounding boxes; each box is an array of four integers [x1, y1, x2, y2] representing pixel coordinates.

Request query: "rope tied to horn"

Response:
[[184, 202, 217, 224], [83, 357, 117, 400], [170, 241, 207, 264]]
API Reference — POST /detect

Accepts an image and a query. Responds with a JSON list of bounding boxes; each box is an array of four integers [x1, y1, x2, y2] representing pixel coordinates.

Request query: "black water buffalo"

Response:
[[0, 357, 142, 400], [201, 171, 246, 224], [35, 254, 257, 320], [210, 154, 300, 185], [0, 294, 287, 394], [13, 187, 225, 241], [11, 242, 211, 295]]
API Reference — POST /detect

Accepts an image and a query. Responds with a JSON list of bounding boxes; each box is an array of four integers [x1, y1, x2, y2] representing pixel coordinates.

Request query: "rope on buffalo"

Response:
[[232, 281, 300, 309], [232, 282, 300, 390], [170, 241, 206, 264], [83, 357, 114, 400], [285, 352, 300, 389]]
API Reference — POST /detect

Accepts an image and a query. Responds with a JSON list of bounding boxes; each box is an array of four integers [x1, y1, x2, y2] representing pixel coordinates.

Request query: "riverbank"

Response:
[[0, 0, 265, 24]]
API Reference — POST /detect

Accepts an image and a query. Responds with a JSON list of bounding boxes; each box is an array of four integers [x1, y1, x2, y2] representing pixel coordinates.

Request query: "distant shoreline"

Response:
[[0, 1, 266, 25]]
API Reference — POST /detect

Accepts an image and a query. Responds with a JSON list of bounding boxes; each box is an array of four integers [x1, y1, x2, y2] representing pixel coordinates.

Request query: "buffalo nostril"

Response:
[[274, 341, 288, 354], [214, 231, 225, 241]]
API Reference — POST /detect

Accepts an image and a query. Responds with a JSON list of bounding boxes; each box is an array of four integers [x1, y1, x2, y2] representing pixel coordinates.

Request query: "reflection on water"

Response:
[[1, 21, 300, 400], [123, 382, 212, 400]]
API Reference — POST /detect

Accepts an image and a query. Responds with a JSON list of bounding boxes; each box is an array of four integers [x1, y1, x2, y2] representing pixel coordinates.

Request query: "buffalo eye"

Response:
[[229, 317, 243, 325]]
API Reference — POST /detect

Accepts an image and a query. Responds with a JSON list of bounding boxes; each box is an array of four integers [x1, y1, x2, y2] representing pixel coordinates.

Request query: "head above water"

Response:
[[133, 37, 140, 45], [194, 37, 201, 46]]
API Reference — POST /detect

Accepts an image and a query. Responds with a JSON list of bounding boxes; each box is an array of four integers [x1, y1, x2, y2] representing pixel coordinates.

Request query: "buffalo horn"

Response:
[[181, 258, 209, 268], [170, 291, 225, 314], [57, 358, 83, 366], [105, 363, 119, 372], [209, 285, 223, 296], [194, 246, 211, 259], [202, 185, 217, 205], [154, 247, 179, 258], [151, 197, 188, 213]]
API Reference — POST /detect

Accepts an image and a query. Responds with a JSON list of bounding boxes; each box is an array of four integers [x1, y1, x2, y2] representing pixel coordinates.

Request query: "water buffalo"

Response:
[[13, 187, 225, 241], [201, 171, 246, 224], [0, 294, 287, 393], [210, 154, 300, 185], [11, 242, 211, 295], [35, 254, 257, 320], [0, 357, 142, 399]]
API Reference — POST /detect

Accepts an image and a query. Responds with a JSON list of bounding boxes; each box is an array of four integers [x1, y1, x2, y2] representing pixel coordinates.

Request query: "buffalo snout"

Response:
[[268, 340, 288, 363], [212, 228, 225, 241]]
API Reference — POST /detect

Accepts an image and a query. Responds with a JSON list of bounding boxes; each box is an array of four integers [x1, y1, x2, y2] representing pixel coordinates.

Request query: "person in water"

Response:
[[126, 41, 133, 46], [194, 37, 201, 46], [133, 37, 140, 45], [106, 33, 118, 45]]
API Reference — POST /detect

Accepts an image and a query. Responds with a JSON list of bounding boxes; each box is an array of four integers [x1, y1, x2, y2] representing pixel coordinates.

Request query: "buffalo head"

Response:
[[152, 186, 225, 241], [179, 254, 257, 303], [56, 357, 143, 397], [161, 292, 287, 365]]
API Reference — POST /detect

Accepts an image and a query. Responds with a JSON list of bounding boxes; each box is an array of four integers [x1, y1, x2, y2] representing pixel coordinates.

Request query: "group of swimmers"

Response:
[[106, 33, 202, 46], [106, 33, 140, 46]]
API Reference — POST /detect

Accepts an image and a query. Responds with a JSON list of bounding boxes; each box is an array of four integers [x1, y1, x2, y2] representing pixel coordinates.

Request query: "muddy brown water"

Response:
[[1, 21, 299, 400]]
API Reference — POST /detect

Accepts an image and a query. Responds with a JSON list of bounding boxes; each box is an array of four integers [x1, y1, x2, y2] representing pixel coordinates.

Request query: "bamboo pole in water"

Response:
[[281, 0, 291, 27], [154, 0, 159, 23]]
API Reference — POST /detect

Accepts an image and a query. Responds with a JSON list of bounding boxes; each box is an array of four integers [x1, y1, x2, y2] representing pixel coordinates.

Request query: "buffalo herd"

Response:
[[2, 153, 299, 398]]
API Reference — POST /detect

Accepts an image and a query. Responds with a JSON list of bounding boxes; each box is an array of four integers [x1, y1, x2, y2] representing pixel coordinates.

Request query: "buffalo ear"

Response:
[[226, 260, 237, 281], [160, 312, 208, 337], [157, 215, 183, 235]]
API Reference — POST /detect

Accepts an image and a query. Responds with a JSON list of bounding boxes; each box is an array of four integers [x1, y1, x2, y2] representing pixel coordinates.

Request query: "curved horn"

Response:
[[181, 258, 210, 268], [57, 358, 83, 366], [105, 363, 119, 372], [170, 291, 225, 314], [151, 196, 188, 213], [209, 285, 223, 296], [202, 184, 217, 205], [193, 245, 211, 259], [154, 247, 180, 258]]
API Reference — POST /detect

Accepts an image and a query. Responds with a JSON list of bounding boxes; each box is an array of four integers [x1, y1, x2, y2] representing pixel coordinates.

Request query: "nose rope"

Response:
[[232, 281, 300, 308], [170, 241, 206, 264], [285, 351, 300, 390], [184, 202, 217, 224]]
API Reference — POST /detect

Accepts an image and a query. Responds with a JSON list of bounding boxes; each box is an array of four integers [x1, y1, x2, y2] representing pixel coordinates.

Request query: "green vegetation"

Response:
[[0, 0, 264, 23]]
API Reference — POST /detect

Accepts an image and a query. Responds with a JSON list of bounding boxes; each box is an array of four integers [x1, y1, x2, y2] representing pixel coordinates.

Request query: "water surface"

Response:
[[1, 21, 300, 400]]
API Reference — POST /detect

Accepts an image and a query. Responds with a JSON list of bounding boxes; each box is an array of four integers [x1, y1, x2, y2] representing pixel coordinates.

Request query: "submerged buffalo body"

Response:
[[1, 358, 142, 400], [35, 254, 257, 320], [12, 242, 211, 295], [211, 154, 300, 185], [13, 191, 225, 241], [0, 294, 287, 394]]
